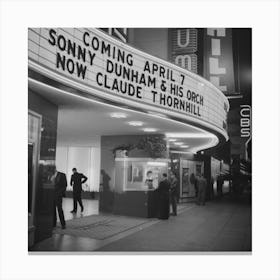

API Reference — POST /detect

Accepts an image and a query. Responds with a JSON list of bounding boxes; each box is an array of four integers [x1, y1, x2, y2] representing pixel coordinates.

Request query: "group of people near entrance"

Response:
[[157, 171, 207, 219], [157, 171, 178, 219], [52, 167, 87, 230], [52, 166, 209, 228]]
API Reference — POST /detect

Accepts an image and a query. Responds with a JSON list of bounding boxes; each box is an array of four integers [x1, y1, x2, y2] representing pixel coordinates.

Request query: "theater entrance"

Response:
[[28, 76, 222, 247], [28, 28, 229, 248], [180, 159, 204, 198]]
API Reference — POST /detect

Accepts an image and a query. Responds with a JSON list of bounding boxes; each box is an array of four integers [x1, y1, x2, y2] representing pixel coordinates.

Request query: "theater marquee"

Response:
[[28, 28, 229, 138]]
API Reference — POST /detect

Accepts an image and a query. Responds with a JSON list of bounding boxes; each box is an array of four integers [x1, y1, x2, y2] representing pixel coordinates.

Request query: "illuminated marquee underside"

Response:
[[28, 28, 229, 141]]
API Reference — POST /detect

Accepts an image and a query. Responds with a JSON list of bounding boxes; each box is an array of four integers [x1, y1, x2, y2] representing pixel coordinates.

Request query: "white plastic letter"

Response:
[[209, 58, 226, 75], [211, 38, 221, 56], [175, 55, 192, 70], [210, 76, 227, 92], [177, 29, 190, 48]]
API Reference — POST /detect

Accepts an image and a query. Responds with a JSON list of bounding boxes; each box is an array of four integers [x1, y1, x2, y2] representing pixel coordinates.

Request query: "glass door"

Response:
[[180, 159, 204, 198], [28, 143, 34, 214], [28, 111, 41, 230]]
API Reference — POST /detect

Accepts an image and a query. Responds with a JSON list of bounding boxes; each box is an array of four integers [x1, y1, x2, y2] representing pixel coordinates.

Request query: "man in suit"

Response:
[[196, 174, 207, 206], [51, 166, 67, 229], [70, 168, 88, 213], [158, 173, 171, 219], [169, 171, 178, 216], [217, 174, 224, 198]]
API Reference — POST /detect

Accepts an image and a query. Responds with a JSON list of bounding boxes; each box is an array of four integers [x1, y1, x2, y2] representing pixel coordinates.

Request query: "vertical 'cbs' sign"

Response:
[[240, 105, 251, 160], [170, 29, 198, 74], [203, 28, 235, 95]]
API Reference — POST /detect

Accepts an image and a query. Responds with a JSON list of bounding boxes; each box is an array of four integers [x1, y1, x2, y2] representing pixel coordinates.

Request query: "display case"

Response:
[[115, 157, 169, 191], [113, 157, 169, 217]]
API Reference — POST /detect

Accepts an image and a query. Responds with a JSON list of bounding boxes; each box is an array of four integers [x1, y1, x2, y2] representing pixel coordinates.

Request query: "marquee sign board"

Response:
[[28, 28, 229, 138], [99, 28, 128, 43]]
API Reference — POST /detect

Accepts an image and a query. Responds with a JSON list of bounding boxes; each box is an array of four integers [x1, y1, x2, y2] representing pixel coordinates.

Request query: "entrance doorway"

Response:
[[28, 110, 41, 247], [28, 78, 221, 246], [55, 146, 100, 220], [180, 159, 204, 198]]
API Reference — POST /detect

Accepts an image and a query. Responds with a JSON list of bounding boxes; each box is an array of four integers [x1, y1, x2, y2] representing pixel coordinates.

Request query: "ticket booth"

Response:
[[112, 158, 169, 218]]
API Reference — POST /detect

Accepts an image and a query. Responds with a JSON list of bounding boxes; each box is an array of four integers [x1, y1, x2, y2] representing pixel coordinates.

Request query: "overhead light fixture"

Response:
[[147, 161, 167, 167], [174, 142, 184, 145], [165, 133, 216, 138], [110, 112, 127, 118], [171, 151, 195, 155], [143, 128, 157, 132], [128, 121, 144, 126]]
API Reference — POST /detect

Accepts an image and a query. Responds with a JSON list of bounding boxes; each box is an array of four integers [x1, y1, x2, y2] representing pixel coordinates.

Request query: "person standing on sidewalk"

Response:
[[158, 173, 171, 219], [70, 168, 88, 213], [170, 171, 178, 216], [51, 166, 67, 229], [196, 174, 207, 206], [217, 174, 224, 198], [210, 176, 215, 199]]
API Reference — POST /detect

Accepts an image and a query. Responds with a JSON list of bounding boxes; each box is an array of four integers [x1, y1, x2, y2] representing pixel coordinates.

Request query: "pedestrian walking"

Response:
[[170, 171, 178, 216], [70, 168, 88, 213], [158, 173, 171, 219], [196, 174, 207, 206], [51, 166, 67, 229]]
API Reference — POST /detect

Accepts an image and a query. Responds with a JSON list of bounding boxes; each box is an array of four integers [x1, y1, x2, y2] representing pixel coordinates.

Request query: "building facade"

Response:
[[28, 28, 231, 247], [127, 27, 252, 195]]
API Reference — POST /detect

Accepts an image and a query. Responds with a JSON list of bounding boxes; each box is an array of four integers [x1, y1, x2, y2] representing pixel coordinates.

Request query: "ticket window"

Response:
[[115, 158, 168, 192]]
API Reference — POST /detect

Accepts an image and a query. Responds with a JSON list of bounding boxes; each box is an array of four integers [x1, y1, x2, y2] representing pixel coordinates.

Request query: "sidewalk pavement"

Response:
[[30, 194, 251, 252], [97, 195, 251, 252]]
